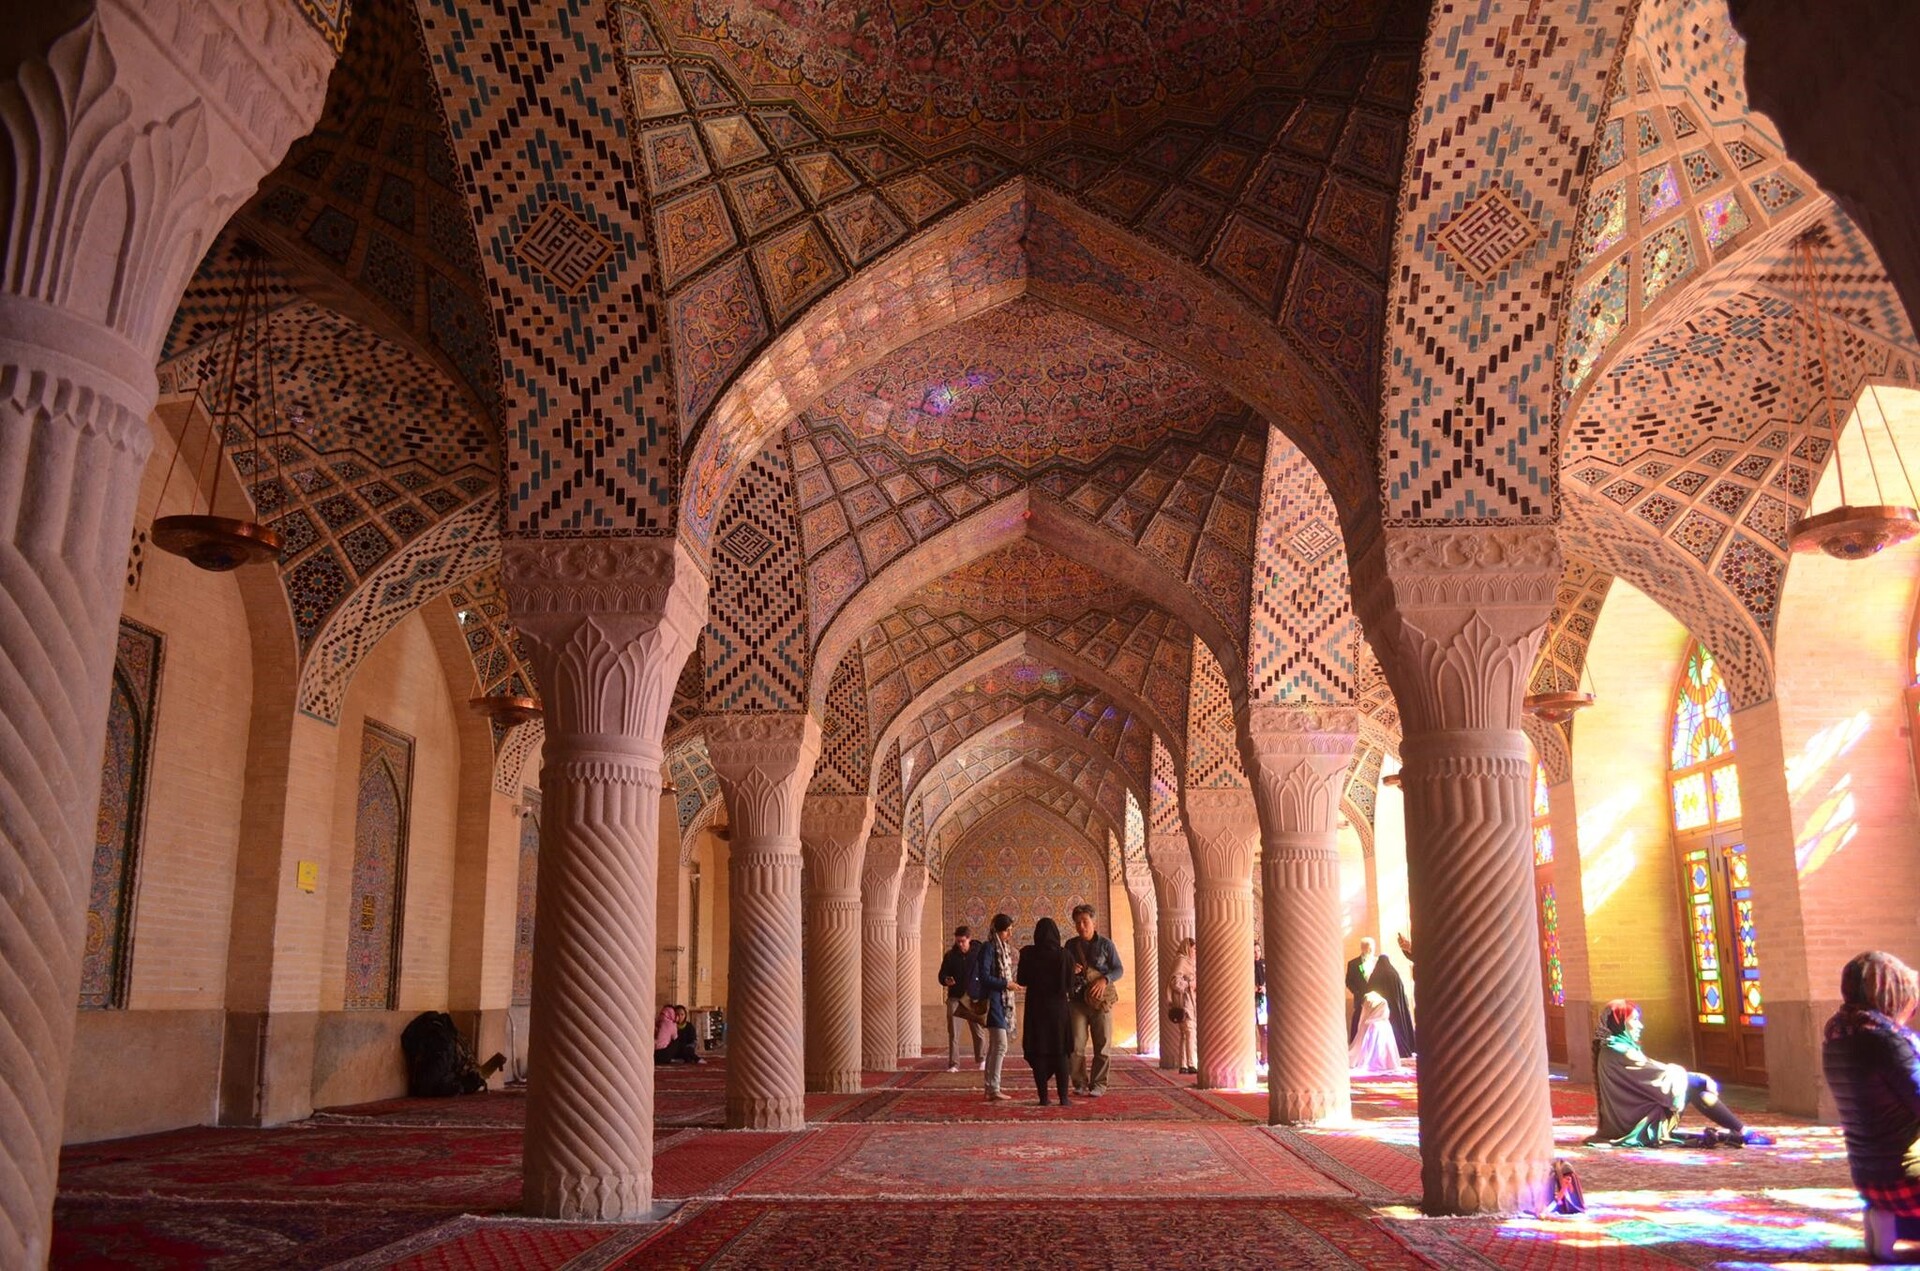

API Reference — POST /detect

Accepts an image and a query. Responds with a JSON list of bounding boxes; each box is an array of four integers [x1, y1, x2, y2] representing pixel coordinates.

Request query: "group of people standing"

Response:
[[940, 906, 1125, 1104]]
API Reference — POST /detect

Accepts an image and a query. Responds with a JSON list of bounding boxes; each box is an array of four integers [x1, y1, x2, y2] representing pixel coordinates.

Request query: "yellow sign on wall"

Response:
[[296, 861, 318, 893]]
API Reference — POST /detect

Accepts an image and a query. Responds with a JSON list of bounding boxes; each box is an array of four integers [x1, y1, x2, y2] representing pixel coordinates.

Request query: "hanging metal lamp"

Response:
[[461, 612, 544, 726], [1786, 228, 1920, 559], [151, 241, 285, 571]]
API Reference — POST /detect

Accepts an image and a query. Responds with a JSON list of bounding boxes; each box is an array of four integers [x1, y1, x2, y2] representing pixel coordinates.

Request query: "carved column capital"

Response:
[[1181, 786, 1259, 884], [1247, 704, 1358, 844], [1147, 832, 1195, 911], [1351, 526, 1560, 735], [706, 713, 823, 843], [800, 794, 875, 896], [861, 833, 908, 909]]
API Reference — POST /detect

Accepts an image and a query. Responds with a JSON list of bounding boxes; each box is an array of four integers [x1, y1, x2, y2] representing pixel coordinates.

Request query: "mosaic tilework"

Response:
[[857, 599, 1193, 762], [234, 0, 500, 421], [1528, 559, 1615, 696], [902, 709, 1140, 833], [417, 0, 672, 534], [1185, 636, 1247, 791], [511, 793, 539, 1007], [1247, 436, 1357, 704], [345, 719, 413, 1011], [1341, 743, 1384, 842], [299, 497, 501, 721], [663, 655, 706, 751], [1353, 643, 1400, 745], [894, 690, 1148, 814], [667, 735, 723, 837], [943, 803, 1106, 948], [911, 740, 1127, 853], [700, 439, 810, 712], [290, 0, 350, 53], [810, 649, 872, 795], [926, 774, 1116, 879], [790, 400, 1264, 663], [493, 721, 545, 800], [872, 741, 904, 835], [1150, 734, 1181, 836], [1383, 0, 1633, 523], [443, 566, 540, 763], [81, 620, 163, 1010]]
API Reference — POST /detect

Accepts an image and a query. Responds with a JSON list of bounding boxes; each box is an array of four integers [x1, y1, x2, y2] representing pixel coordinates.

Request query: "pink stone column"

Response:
[[896, 860, 929, 1061], [798, 794, 873, 1094], [860, 833, 907, 1071], [1249, 703, 1358, 1126], [1355, 525, 1560, 1216], [707, 715, 822, 1129], [1148, 833, 1195, 1071], [1182, 788, 1260, 1090], [505, 540, 707, 1219], [1124, 869, 1160, 1058], [0, 9, 333, 1260]]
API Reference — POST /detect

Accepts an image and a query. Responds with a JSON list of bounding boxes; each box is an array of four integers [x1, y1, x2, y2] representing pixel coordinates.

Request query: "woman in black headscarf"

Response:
[[1017, 917, 1076, 1106], [1823, 951, 1920, 1262]]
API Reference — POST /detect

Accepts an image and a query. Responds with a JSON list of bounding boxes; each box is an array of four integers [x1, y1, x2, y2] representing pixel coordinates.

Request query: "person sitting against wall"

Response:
[[1589, 1000, 1771, 1148], [653, 1004, 702, 1064], [1823, 951, 1920, 1263]]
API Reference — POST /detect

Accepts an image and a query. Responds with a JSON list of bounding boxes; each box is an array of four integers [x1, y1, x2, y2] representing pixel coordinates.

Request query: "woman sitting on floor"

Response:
[[1823, 951, 1920, 1263], [1590, 1000, 1771, 1148]]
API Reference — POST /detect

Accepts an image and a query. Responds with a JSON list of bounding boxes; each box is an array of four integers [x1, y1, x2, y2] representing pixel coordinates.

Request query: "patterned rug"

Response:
[[833, 1084, 1242, 1122], [618, 1198, 1437, 1270], [729, 1122, 1344, 1198], [50, 1197, 447, 1269]]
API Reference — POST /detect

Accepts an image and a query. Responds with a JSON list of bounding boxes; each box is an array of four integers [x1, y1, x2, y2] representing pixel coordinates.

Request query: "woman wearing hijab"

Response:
[[1590, 1000, 1770, 1147], [1169, 935, 1198, 1075], [1823, 951, 1920, 1262], [1017, 916, 1076, 1105]]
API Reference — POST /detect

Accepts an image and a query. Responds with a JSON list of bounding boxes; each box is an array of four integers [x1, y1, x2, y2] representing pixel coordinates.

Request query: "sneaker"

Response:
[[946, 1064, 959, 1073], [1732, 1130, 1773, 1147], [1071, 1085, 1088, 1097], [993, 1091, 1014, 1101], [1087, 1087, 1107, 1099]]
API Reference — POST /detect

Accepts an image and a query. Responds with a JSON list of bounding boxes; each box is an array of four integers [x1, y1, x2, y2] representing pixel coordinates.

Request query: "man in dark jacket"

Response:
[[1065, 904, 1124, 1097], [972, 913, 1017, 1100], [939, 925, 981, 1071]]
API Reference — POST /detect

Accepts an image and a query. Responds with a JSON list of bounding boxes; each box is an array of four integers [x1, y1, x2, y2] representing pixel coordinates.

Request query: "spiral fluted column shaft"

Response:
[[802, 893, 863, 1092], [1250, 707, 1358, 1126], [1149, 835, 1195, 1071], [506, 540, 707, 1221], [1403, 732, 1553, 1212], [1185, 792, 1258, 1090], [1353, 523, 1560, 1215], [896, 862, 929, 1061], [1126, 885, 1160, 1057], [708, 716, 820, 1130], [860, 834, 906, 1071], [522, 748, 664, 1217], [1262, 843, 1350, 1123]]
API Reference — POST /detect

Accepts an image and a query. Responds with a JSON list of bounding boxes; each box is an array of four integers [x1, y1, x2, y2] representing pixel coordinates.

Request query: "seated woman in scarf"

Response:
[[1823, 951, 1920, 1263], [1590, 1000, 1771, 1147]]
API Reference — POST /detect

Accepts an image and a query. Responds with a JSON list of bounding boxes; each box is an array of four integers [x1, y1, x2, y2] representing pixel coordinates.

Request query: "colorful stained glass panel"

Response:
[[1672, 643, 1735, 769], [1672, 772, 1710, 830], [1533, 824, 1555, 866], [1539, 884, 1565, 1006], [1533, 764, 1551, 819], [1710, 766, 1741, 823]]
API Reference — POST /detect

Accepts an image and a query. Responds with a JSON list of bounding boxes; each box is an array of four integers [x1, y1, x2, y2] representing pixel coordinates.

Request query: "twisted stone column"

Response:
[[1148, 833, 1195, 1071], [0, 8, 333, 1261], [860, 833, 906, 1071], [896, 860, 929, 1061], [708, 715, 821, 1129], [798, 794, 873, 1094], [1354, 525, 1560, 1216], [505, 540, 706, 1219], [1249, 704, 1358, 1126], [1183, 788, 1260, 1090], [1124, 869, 1160, 1058]]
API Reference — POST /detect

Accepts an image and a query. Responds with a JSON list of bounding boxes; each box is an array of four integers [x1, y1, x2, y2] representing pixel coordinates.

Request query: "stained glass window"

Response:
[[1672, 644, 1735, 770], [1725, 844, 1767, 1026], [1540, 884, 1565, 1006], [1684, 848, 1727, 1024], [1533, 765, 1551, 819]]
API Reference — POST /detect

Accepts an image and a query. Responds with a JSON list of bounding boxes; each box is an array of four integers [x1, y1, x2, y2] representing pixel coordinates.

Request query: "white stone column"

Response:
[[1124, 866, 1160, 1058], [1249, 703, 1358, 1125], [1182, 788, 1260, 1090], [896, 859, 929, 1061], [860, 832, 906, 1071], [505, 540, 706, 1219], [0, 7, 333, 1261], [798, 793, 873, 1094], [707, 714, 821, 1129], [1355, 525, 1560, 1216], [1148, 832, 1195, 1071]]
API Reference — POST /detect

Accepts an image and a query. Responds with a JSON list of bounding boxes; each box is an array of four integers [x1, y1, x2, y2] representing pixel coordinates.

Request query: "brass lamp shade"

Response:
[[468, 694, 543, 727], [150, 515, 284, 571], [1523, 690, 1595, 723], [1790, 505, 1920, 559]]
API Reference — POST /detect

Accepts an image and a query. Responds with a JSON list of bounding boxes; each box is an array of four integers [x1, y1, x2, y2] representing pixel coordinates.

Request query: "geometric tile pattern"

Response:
[[1247, 438, 1357, 704], [810, 648, 872, 795], [417, 0, 673, 534], [664, 655, 707, 751], [444, 566, 540, 759], [1528, 558, 1615, 696], [942, 803, 1106, 949], [1185, 636, 1247, 791], [925, 772, 1118, 879], [790, 400, 1266, 662], [701, 438, 811, 712], [1150, 734, 1181, 836], [892, 683, 1149, 811], [912, 743, 1128, 867], [1382, 0, 1633, 523], [232, 0, 500, 422], [298, 496, 502, 721], [872, 741, 904, 836], [667, 735, 724, 838], [1341, 742, 1384, 843]]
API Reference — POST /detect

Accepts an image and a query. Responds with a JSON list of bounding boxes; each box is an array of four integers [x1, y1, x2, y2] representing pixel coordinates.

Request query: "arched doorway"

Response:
[[1669, 641, 1767, 1085]]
